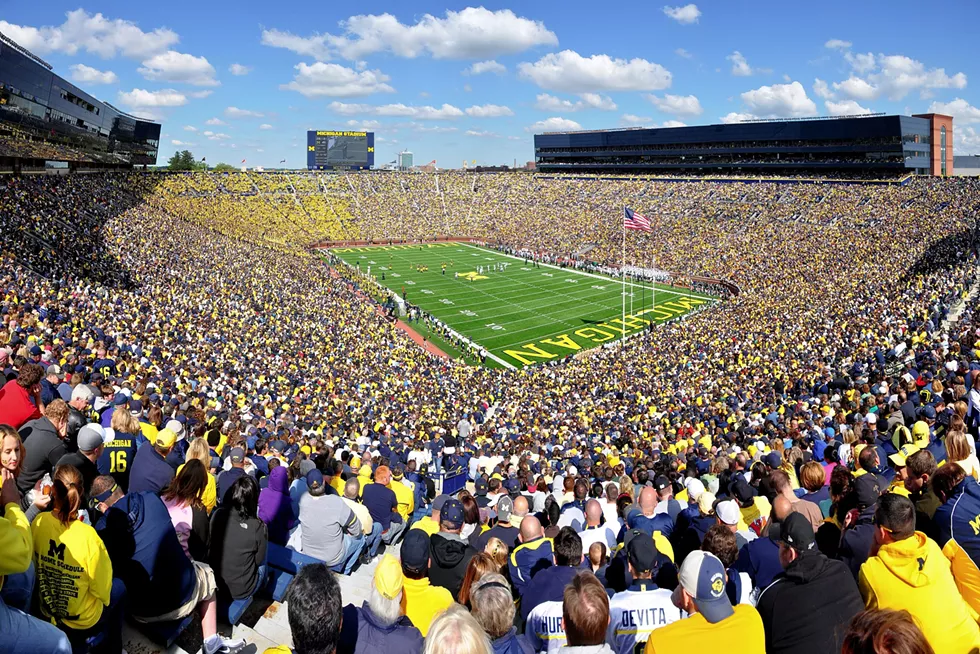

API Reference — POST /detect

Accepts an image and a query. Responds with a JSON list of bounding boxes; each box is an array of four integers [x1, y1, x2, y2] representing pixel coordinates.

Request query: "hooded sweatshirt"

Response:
[[258, 467, 295, 545], [859, 531, 980, 653], [756, 552, 863, 654], [429, 531, 476, 600]]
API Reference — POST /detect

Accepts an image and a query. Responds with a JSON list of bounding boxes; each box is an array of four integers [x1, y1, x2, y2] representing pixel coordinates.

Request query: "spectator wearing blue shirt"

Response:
[[128, 428, 178, 495], [627, 487, 675, 540], [216, 447, 248, 507]]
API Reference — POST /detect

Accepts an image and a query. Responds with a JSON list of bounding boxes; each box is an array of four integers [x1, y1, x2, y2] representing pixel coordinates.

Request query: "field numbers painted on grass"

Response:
[[521, 267, 531, 271], [622, 291, 634, 297], [460, 310, 478, 317], [485, 323, 505, 331], [566, 279, 579, 284], [379, 266, 389, 271], [471, 253, 481, 257], [391, 273, 401, 278], [485, 257, 494, 261], [592, 285, 606, 290], [440, 298, 455, 305], [542, 273, 553, 277], [368, 260, 377, 264], [405, 280, 415, 285], [420, 289, 434, 294]]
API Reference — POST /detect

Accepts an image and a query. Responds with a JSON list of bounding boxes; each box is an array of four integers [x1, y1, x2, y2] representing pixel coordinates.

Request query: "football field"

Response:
[[329, 242, 719, 369]]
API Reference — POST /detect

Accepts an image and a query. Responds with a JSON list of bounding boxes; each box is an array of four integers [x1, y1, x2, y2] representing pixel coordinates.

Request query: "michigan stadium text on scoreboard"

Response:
[[306, 130, 375, 171]]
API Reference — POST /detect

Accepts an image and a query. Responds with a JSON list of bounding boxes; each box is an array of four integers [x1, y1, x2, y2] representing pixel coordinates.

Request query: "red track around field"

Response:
[[395, 319, 450, 359]]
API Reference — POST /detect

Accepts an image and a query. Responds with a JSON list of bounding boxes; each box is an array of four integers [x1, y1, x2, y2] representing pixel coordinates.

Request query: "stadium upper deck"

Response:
[[534, 114, 954, 177]]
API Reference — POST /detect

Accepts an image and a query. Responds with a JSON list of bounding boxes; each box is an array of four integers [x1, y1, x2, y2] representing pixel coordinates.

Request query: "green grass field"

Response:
[[330, 242, 719, 369]]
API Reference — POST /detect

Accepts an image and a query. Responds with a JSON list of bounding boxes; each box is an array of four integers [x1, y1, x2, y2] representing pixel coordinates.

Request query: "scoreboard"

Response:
[[307, 130, 374, 170]]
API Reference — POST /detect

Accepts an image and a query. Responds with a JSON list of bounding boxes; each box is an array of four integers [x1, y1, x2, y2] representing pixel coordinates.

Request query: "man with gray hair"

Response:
[[338, 554, 423, 653], [343, 477, 382, 565], [471, 573, 532, 652]]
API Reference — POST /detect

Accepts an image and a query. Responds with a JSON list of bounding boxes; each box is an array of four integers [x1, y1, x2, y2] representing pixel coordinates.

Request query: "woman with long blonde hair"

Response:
[[177, 438, 218, 512]]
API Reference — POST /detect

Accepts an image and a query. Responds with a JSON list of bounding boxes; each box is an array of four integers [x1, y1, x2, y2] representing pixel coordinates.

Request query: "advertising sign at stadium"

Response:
[[307, 130, 375, 170]]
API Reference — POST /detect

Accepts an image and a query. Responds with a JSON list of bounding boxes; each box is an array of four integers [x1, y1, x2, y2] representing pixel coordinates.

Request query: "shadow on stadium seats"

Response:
[[5, 174, 165, 290], [908, 228, 978, 276]]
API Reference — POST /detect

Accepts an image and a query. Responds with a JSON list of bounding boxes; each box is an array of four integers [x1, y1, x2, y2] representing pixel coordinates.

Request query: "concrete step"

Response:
[[232, 623, 281, 654]]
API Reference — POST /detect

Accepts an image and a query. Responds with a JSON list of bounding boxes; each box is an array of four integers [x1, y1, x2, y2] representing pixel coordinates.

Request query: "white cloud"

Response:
[[646, 93, 702, 116], [202, 131, 231, 140], [228, 63, 251, 76], [844, 52, 876, 74], [674, 48, 693, 59], [526, 116, 582, 132], [812, 78, 834, 100], [829, 52, 967, 101], [259, 124, 275, 130], [261, 8, 557, 61], [280, 62, 395, 97], [579, 93, 617, 111], [833, 76, 878, 101], [518, 50, 671, 92], [662, 4, 701, 24], [727, 51, 751, 76], [465, 104, 514, 118], [534, 93, 617, 112], [463, 84, 473, 92], [720, 112, 756, 123], [824, 39, 852, 50], [661, 120, 687, 128], [205, 118, 226, 126], [620, 114, 653, 127], [928, 98, 980, 125], [0, 9, 178, 59], [68, 64, 118, 85], [956, 127, 980, 155], [117, 88, 187, 108], [183, 125, 198, 132], [740, 81, 817, 118], [465, 129, 499, 137], [225, 107, 264, 118], [825, 99, 872, 116], [137, 51, 219, 86], [188, 90, 213, 99], [466, 60, 506, 76], [328, 102, 464, 120], [413, 125, 458, 133], [170, 139, 194, 146], [346, 119, 382, 129], [260, 28, 333, 61]]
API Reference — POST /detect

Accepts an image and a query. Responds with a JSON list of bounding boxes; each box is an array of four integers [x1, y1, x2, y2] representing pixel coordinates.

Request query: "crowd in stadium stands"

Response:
[[1, 170, 980, 653]]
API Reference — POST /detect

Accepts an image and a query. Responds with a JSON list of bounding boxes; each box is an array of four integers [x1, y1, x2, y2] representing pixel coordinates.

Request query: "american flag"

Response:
[[624, 207, 652, 232]]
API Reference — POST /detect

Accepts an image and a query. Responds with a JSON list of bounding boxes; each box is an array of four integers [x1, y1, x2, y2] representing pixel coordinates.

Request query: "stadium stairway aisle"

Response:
[[122, 543, 398, 653]]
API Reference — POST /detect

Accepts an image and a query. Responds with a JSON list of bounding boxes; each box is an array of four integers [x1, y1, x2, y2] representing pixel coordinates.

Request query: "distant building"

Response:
[[0, 31, 161, 169], [953, 155, 980, 177], [533, 114, 954, 177], [525, 161, 537, 170], [398, 150, 414, 171]]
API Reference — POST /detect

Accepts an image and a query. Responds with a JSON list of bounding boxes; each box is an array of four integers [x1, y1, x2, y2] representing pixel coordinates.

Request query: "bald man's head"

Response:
[[513, 495, 529, 517], [585, 499, 602, 526], [520, 515, 544, 542], [639, 487, 659, 516], [772, 494, 793, 522]]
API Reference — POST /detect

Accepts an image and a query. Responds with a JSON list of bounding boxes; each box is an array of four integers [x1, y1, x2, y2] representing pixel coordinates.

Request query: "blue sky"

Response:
[[5, 1, 980, 168]]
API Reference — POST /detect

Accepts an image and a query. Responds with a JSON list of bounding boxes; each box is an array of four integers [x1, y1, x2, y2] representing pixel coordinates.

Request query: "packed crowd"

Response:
[[0, 170, 979, 653]]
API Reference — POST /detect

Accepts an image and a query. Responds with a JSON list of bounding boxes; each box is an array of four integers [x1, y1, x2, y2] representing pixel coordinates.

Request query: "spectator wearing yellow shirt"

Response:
[[389, 464, 415, 523], [411, 493, 448, 537], [178, 438, 219, 513], [0, 466, 72, 653], [646, 550, 765, 653], [399, 529, 452, 636], [32, 465, 126, 653]]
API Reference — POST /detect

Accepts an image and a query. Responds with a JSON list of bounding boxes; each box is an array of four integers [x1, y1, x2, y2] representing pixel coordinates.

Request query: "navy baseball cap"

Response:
[[401, 529, 431, 571], [627, 533, 658, 573], [306, 470, 324, 491], [678, 551, 734, 623], [441, 499, 465, 529]]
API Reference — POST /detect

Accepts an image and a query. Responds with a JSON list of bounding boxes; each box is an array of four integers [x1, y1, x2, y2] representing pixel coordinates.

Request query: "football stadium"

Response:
[[3, 4, 980, 654]]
